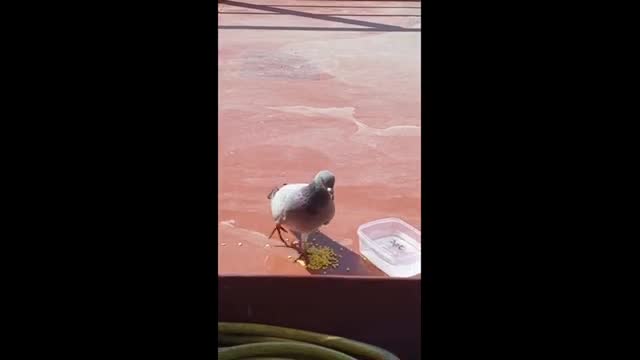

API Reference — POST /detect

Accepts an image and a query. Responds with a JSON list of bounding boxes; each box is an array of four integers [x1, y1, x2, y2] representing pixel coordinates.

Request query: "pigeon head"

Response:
[[313, 170, 335, 198]]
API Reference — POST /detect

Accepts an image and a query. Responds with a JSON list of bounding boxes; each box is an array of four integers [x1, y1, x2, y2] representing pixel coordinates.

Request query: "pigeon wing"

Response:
[[270, 183, 306, 223]]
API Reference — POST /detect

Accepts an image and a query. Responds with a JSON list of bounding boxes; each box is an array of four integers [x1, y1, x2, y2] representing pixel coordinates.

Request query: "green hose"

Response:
[[218, 322, 400, 360], [218, 342, 357, 360], [239, 358, 297, 360], [219, 334, 301, 346]]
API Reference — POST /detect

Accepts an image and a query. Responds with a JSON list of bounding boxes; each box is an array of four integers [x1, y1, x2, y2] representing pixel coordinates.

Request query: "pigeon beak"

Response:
[[327, 187, 334, 199]]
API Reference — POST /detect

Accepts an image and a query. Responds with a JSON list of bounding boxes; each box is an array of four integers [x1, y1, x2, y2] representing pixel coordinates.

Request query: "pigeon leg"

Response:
[[293, 232, 310, 262], [268, 224, 291, 247]]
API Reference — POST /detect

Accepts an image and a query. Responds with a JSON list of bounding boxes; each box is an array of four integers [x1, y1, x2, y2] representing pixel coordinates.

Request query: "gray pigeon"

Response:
[[268, 170, 336, 255]]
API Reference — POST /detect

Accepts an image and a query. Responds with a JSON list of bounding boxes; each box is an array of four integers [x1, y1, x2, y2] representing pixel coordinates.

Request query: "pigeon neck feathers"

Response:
[[300, 182, 331, 215]]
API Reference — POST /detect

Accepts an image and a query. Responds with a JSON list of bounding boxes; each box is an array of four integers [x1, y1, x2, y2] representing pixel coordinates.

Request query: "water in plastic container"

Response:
[[357, 218, 421, 278]]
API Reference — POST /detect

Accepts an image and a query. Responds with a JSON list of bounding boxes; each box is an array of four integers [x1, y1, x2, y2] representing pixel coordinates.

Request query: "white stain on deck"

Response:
[[267, 106, 420, 137]]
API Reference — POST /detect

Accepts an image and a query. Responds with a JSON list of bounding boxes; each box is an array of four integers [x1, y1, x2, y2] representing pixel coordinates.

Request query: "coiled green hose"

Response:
[[218, 322, 400, 360]]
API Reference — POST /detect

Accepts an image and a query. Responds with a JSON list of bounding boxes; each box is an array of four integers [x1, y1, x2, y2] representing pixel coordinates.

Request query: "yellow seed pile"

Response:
[[305, 245, 339, 271]]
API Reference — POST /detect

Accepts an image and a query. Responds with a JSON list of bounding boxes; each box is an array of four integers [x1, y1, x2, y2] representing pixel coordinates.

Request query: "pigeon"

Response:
[[267, 170, 336, 257]]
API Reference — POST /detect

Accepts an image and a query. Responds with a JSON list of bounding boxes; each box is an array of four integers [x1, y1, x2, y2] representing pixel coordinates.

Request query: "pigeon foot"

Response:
[[269, 224, 296, 248]]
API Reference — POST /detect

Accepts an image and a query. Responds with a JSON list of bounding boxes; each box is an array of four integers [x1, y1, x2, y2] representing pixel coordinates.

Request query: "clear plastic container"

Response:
[[357, 218, 421, 278]]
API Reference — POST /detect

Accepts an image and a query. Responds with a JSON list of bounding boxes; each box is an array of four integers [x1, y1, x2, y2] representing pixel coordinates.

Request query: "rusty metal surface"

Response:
[[219, 275, 421, 359]]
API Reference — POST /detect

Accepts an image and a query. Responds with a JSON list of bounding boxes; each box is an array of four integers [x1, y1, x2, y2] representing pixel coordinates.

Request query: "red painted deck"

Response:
[[218, 0, 421, 276]]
